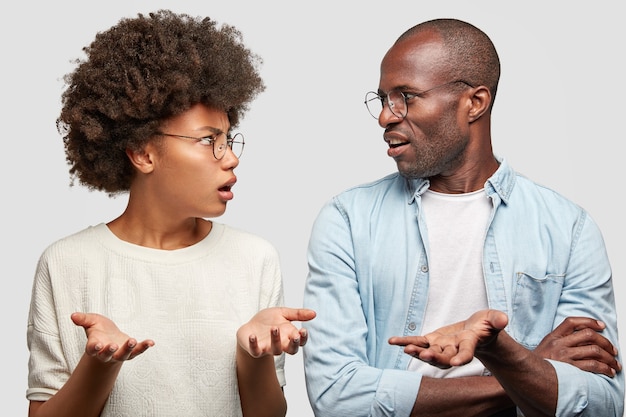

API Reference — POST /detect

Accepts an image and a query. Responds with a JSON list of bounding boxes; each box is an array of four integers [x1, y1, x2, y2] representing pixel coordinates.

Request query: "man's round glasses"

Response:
[[364, 80, 473, 120], [157, 131, 245, 160]]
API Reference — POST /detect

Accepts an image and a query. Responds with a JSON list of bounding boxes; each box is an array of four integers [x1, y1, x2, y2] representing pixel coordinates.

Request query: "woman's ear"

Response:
[[126, 145, 156, 174], [467, 86, 492, 123]]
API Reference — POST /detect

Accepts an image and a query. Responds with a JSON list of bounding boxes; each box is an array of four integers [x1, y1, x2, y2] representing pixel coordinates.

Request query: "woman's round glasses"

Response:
[[364, 80, 473, 120], [157, 131, 245, 160]]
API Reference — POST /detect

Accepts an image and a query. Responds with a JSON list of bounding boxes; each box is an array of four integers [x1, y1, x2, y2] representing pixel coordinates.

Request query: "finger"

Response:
[[130, 339, 155, 358], [403, 345, 425, 357], [284, 337, 301, 355], [85, 340, 104, 356], [537, 335, 616, 366], [450, 339, 476, 366], [555, 317, 605, 336], [388, 336, 430, 347], [247, 334, 261, 358], [416, 347, 437, 362], [388, 336, 404, 346], [569, 328, 618, 355], [280, 326, 303, 353], [571, 358, 619, 378], [298, 328, 309, 346], [112, 338, 137, 361], [279, 308, 317, 322], [283, 324, 304, 342], [544, 328, 618, 357], [271, 328, 282, 355], [140, 339, 156, 349], [290, 332, 301, 347], [418, 347, 453, 369], [569, 344, 621, 371], [96, 343, 118, 362]]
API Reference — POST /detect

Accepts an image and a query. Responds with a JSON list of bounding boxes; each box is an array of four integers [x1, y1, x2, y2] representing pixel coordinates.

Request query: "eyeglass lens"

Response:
[[364, 91, 406, 120], [219, 132, 244, 159], [214, 133, 244, 159]]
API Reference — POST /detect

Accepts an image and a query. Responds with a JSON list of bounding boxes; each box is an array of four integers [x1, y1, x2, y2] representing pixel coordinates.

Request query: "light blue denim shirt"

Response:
[[303, 158, 624, 417]]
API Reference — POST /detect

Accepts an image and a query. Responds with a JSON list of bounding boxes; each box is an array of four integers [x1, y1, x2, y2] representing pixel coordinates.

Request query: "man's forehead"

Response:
[[379, 38, 447, 88]]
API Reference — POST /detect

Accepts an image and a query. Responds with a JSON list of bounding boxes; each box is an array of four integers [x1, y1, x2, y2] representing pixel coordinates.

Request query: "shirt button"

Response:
[[408, 322, 416, 331], [421, 265, 428, 272]]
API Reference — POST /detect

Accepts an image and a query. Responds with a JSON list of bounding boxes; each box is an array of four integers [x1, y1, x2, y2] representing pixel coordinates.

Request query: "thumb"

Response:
[[70, 312, 97, 328], [70, 312, 87, 326], [280, 307, 317, 322], [487, 309, 508, 331]]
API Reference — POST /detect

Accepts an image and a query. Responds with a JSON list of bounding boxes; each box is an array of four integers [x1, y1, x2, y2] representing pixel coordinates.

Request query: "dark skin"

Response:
[[533, 317, 620, 376], [390, 313, 621, 417], [379, 30, 621, 417], [377, 36, 498, 194]]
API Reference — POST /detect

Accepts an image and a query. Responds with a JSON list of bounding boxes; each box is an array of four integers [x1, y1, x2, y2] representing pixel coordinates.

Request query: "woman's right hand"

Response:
[[71, 312, 155, 363]]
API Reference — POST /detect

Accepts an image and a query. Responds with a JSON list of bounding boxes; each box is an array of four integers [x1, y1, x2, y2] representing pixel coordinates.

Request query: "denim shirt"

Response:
[[303, 158, 624, 417]]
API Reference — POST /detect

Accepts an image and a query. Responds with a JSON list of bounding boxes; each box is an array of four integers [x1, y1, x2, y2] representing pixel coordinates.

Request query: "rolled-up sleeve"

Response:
[[551, 213, 624, 416]]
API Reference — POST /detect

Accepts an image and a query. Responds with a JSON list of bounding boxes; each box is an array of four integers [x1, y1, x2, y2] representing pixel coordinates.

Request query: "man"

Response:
[[303, 18, 623, 416]]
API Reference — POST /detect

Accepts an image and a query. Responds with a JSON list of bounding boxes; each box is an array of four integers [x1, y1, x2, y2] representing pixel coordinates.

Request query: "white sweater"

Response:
[[27, 222, 285, 417]]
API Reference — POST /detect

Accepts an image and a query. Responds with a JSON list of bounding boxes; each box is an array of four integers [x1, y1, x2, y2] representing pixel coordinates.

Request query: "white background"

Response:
[[2, 1, 624, 415]]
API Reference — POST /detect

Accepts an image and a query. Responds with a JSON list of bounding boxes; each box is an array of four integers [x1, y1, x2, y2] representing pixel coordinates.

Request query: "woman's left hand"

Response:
[[237, 307, 316, 357]]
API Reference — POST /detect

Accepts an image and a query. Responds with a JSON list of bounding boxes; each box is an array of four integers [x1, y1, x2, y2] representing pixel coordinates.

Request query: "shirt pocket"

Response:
[[509, 272, 565, 349]]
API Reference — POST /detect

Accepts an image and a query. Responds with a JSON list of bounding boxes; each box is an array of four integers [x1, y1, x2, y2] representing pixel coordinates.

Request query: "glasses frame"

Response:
[[364, 79, 474, 120], [156, 131, 245, 160]]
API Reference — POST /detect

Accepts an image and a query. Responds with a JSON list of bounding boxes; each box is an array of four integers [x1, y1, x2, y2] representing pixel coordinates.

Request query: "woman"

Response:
[[26, 10, 315, 417]]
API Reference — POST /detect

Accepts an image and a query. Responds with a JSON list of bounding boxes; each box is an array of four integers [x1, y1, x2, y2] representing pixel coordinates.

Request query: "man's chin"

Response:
[[397, 166, 426, 180]]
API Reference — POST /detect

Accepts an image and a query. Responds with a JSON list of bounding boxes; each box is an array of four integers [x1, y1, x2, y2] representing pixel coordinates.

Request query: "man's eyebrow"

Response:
[[377, 85, 414, 94]]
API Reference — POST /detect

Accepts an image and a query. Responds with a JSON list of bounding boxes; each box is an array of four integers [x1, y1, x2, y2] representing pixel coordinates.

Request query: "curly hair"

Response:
[[58, 9, 265, 194]]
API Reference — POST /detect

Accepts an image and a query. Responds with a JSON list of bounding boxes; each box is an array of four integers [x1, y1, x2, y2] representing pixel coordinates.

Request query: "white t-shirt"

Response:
[[408, 189, 491, 378], [27, 222, 285, 417]]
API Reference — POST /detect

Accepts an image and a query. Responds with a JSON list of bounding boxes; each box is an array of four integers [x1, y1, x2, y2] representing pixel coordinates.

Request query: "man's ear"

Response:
[[126, 145, 155, 174], [467, 86, 492, 123]]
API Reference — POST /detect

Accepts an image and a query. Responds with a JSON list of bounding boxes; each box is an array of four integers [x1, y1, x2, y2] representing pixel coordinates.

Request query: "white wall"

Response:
[[2, 1, 624, 415]]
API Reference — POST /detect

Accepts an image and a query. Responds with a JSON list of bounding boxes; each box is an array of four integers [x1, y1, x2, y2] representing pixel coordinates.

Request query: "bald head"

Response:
[[396, 19, 500, 109]]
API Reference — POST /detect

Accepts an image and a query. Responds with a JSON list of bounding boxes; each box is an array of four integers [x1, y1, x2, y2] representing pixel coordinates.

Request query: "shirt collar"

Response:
[[405, 155, 515, 205]]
